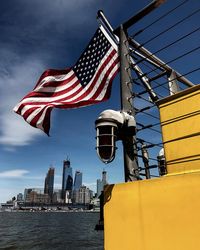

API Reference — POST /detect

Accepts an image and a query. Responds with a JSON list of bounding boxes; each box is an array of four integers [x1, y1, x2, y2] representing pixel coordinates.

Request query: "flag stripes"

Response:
[[14, 25, 119, 135]]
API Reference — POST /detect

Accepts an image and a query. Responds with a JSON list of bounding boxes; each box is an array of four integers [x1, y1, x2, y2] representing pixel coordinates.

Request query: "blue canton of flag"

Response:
[[73, 28, 112, 86]]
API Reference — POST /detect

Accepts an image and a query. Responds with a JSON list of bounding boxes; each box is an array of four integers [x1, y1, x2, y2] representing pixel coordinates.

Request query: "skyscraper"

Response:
[[102, 170, 107, 186], [74, 171, 83, 190], [17, 193, 23, 201], [97, 170, 107, 197], [62, 158, 73, 200], [44, 167, 55, 201], [78, 185, 91, 204], [97, 179, 103, 198], [72, 171, 83, 204]]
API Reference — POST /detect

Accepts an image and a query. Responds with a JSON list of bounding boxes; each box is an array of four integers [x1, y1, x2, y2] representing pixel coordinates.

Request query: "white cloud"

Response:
[[0, 169, 29, 178], [0, 51, 44, 149], [0, 0, 97, 150], [0, 113, 41, 147]]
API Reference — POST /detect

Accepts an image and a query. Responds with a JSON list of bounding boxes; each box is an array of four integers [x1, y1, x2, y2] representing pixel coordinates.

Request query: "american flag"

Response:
[[13, 25, 119, 135]]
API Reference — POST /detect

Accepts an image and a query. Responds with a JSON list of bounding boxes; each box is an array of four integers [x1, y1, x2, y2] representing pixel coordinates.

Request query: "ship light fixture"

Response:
[[95, 109, 136, 164]]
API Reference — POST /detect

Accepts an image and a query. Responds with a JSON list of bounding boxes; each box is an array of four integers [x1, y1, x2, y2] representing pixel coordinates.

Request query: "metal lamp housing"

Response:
[[96, 120, 118, 164], [95, 110, 136, 164]]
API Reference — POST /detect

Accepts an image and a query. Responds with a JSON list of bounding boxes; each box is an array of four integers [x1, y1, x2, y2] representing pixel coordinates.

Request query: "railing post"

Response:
[[119, 25, 139, 181]]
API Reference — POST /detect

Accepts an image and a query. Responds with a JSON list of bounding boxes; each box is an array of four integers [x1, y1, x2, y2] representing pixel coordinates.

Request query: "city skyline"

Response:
[[2, 158, 105, 203]]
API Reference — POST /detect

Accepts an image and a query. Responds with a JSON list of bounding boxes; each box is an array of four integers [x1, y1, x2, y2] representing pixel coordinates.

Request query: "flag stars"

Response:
[[73, 28, 112, 86]]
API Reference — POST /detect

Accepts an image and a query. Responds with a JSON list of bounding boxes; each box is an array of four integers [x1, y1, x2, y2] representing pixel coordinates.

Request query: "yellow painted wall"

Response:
[[104, 85, 200, 249], [157, 85, 200, 174], [104, 172, 200, 250]]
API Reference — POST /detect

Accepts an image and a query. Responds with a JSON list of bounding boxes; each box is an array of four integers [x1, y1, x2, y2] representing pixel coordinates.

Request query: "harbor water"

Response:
[[0, 212, 104, 250]]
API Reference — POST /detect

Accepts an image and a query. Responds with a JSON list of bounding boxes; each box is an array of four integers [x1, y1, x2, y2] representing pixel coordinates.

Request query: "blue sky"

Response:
[[0, 0, 199, 203]]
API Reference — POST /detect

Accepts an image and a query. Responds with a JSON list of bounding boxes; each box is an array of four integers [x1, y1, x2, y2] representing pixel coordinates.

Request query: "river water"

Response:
[[0, 212, 104, 250]]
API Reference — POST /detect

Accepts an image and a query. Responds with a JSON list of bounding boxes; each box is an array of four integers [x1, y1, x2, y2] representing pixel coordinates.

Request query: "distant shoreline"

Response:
[[0, 210, 100, 213]]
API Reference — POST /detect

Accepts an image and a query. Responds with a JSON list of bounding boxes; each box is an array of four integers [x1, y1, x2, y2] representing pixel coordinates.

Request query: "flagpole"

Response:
[[119, 25, 140, 181], [97, 0, 166, 182], [97, 12, 140, 181]]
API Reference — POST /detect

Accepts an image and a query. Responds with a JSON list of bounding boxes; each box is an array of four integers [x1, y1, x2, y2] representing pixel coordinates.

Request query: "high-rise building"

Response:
[[78, 185, 91, 204], [26, 191, 49, 204], [97, 179, 103, 198], [52, 189, 62, 203], [17, 193, 23, 201], [24, 188, 33, 202], [102, 170, 107, 186], [97, 170, 108, 197], [62, 158, 73, 200], [72, 171, 83, 203], [44, 167, 55, 201], [74, 171, 83, 190]]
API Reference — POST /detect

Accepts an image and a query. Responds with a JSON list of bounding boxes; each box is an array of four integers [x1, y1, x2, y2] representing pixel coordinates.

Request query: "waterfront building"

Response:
[[72, 185, 92, 204], [24, 188, 33, 202], [61, 158, 73, 200], [52, 189, 63, 203], [78, 185, 91, 204], [17, 193, 23, 201], [74, 171, 82, 190], [44, 167, 55, 201], [25, 191, 49, 204], [72, 171, 83, 203], [24, 188, 44, 202], [89, 189, 94, 200], [97, 170, 108, 197], [65, 190, 72, 204], [102, 170, 107, 186], [72, 189, 80, 204], [97, 179, 103, 198]]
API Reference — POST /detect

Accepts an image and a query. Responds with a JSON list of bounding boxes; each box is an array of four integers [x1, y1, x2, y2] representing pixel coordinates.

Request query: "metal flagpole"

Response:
[[97, 0, 166, 182], [119, 25, 140, 181]]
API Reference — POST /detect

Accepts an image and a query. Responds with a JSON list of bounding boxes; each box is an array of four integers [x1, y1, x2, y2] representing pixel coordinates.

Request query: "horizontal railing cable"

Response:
[[136, 110, 160, 120], [137, 138, 163, 148], [137, 123, 161, 134], [135, 105, 155, 113], [131, 7, 200, 49], [132, 45, 200, 82], [131, 26, 200, 67], [137, 122, 161, 128], [130, 92, 155, 105], [132, 0, 189, 38], [150, 66, 200, 91]]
